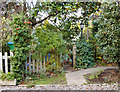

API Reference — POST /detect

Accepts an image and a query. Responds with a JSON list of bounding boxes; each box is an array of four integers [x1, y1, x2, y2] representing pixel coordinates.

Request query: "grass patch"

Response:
[[23, 73, 67, 86], [34, 73, 67, 85]]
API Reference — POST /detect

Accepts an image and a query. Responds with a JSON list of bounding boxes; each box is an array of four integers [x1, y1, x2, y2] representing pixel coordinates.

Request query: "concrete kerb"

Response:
[[18, 84, 68, 87]]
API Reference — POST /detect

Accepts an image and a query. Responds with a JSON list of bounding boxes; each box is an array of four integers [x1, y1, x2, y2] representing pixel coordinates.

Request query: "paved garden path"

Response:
[[66, 66, 119, 85], [0, 66, 119, 91]]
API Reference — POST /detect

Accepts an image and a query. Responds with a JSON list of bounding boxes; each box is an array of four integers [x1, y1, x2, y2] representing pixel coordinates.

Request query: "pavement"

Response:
[[66, 66, 119, 85]]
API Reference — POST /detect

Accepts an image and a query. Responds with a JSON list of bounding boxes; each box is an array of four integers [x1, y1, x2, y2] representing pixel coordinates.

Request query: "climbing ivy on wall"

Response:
[[75, 39, 95, 69]]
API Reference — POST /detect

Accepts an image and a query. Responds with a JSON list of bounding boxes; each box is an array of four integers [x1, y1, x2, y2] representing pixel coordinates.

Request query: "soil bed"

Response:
[[84, 68, 119, 84]]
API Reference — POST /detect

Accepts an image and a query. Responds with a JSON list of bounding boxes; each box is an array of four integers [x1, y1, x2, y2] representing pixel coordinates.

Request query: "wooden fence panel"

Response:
[[0, 52, 61, 74], [33, 59, 35, 72], [36, 59, 39, 73], [40, 59, 42, 69]]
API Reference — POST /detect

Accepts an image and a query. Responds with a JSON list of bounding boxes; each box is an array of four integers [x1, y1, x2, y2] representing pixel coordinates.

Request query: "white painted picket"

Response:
[[0, 51, 13, 73], [0, 51, 61, 74], [25, 53, 45, 73]]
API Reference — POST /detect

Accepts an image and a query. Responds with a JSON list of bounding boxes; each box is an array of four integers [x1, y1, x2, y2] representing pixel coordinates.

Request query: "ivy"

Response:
[[95, 2, 120, 63], [75, 39, 95, 69], [10, 13, 33, 82]]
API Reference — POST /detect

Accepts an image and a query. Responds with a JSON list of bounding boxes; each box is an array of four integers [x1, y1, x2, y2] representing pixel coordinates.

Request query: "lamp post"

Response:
[[80, 21, 84, 40]]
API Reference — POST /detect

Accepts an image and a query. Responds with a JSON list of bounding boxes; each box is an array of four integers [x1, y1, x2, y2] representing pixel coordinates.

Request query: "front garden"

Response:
[[0, 1, 119, 88]]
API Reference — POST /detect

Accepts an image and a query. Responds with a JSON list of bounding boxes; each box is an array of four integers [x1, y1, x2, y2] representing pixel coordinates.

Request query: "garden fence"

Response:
[[0, 48, 76, 74], [0, 51, 13, 73], [26, 53, 60, 74], [0, 51, 60, 74]]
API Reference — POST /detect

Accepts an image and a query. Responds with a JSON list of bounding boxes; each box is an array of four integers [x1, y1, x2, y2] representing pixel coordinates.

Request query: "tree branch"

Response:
[[32, 13, 58, 26], [50, 20, 63, 31]]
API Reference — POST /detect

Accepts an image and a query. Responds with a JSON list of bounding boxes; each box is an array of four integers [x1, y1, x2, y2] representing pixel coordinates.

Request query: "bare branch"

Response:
[[32, 13, 58, 26]]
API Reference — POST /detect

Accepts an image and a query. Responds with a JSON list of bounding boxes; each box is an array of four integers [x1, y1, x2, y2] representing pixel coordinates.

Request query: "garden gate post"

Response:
[[43, 56, 45, 70], [0, 52, 3, 71], [73, 45, 76, 68], [10, 51, 13, 72]]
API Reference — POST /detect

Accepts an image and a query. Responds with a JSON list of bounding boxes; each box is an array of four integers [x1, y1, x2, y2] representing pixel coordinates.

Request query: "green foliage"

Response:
[[75, 39, 95, 69], [46, 54, 61, 73], [33, 20, 65, 56], [0, 17, 12, 44], [84, 69, 104, 80], [29, 2, 101, 45], [95, 2, 120, 63], [0, 71, 14, 81], [34, 73, 67, 85], [60, 49, 73, 63], [27, 82, 35, 88], [2, 2, 118, 83], [10, 13, 33, 82], [31, 20, 65, 73], [91, 69, 104, 79], [0, 17, 12, 53]]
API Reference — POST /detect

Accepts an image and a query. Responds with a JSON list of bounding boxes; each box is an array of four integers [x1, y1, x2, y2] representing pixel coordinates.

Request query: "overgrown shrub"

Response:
[[75, 39, 95, 69], [0, 71, 14, 81], [95, 2, 120, 63], [10, 13, 33, 82]]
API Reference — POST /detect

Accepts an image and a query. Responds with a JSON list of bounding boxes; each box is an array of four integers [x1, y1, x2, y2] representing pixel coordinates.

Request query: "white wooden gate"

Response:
[[0, 51, 13, 73]]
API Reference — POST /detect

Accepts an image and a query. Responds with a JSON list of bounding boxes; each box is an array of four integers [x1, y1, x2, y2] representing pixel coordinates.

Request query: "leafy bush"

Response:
[[10, 13, 33, 82], [32, 20, 65, 73], [33, 20, 65, 56], [0, 71, 14, 81], [95, 2, 119, 63], [75, 39, 95, 69], [46, 54, 62, 73]]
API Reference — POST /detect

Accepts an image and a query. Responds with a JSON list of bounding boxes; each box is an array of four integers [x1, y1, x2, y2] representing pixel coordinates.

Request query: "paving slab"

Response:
[[66, 66, 118, 85]]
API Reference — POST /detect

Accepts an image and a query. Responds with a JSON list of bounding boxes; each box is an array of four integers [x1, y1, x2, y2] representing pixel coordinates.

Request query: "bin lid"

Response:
[[7, 42, 13, 45]]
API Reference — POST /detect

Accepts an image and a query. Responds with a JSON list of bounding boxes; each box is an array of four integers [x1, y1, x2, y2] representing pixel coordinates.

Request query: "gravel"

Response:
[[0, 83, 118, 91]]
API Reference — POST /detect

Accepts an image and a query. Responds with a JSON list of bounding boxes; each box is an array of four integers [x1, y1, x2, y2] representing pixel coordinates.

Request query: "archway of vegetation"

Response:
[[0, 1, 119, 84]]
